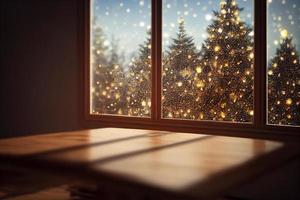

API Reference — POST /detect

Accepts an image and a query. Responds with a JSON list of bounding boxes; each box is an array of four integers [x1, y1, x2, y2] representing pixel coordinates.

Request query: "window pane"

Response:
[[90, 0, 151, 117], [162, 0, 254, 122], [267, 0, 300, 126]]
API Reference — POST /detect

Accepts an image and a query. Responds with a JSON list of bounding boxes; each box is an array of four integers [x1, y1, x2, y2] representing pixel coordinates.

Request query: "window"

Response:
[[162, 0, 254, 122], [85, 0, 299, 136], [90, 0, 151, 117], [267, 0, 300, 126]]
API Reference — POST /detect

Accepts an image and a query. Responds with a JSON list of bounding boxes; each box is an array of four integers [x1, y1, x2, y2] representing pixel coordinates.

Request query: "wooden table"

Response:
[[0, 128, 298, 199]]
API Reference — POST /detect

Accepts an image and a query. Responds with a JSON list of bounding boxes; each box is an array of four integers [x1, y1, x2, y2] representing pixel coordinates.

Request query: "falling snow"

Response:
[[90, 0, 300, 125]]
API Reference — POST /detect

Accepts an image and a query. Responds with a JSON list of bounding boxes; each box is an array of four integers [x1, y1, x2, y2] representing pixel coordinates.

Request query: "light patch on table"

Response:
[[93, 137, 283, 191], [43, 132, 207, 164]]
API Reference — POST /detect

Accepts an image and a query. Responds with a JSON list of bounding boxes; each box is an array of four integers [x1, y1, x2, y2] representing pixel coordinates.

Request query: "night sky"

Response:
[[92, 0, 299, 64], [162, 0, 253, 51], [92, 0, 151, 65], [267, 0, 300, 62]]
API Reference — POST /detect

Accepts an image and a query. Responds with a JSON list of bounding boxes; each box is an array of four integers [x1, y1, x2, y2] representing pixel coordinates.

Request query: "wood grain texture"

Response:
[[0, 128, 297, 199]]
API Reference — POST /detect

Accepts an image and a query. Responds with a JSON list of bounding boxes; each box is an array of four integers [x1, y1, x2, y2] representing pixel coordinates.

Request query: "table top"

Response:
[[0, 128, 298, 199]]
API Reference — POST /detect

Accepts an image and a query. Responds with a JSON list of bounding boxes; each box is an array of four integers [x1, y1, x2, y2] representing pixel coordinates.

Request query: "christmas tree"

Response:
[[268, 36, 300, 125], [162, 18, 200, 119], [196, 0, 254, 122], [91, 18, 127, 115], [91, 19, 109, 114], [127, 31, 152, 117], [103, 38, 128, 115]]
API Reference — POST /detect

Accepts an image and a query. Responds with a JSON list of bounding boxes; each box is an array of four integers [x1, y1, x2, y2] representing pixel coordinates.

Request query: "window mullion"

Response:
[[151, 0, 157, 121], [152, 0, 162, 121], [254, 0, 267, 128]]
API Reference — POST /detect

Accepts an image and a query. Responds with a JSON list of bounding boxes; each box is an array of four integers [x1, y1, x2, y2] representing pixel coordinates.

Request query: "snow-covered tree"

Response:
[[127, 31, 152, 117], [162, 19, 200, 119], [268, 37, 300, 125], [196, 0, 254, 122]]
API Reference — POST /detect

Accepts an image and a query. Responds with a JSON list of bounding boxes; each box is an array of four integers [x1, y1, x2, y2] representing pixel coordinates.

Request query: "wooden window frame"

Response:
[[80, 0, 299, 140]]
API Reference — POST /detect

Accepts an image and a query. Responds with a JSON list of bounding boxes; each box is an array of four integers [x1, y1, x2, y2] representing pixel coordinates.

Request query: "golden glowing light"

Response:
[[286, 98, 292, 105], [249, 110, 254, 116], [249, 52, 254, 59], [280, 29, 288, 38], [268, 70, 273, 75], [199, 113, 204, 119], [196, 80, 205, 88], [230, 93, 238, 102], [196, 67, 202, 73], [220, 112, 226, 119], [177, 81, 183, 87], [214, 45, 221, 52]]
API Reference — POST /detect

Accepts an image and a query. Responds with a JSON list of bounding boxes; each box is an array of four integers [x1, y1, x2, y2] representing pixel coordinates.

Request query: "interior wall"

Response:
[[0, 0, 81, 138]]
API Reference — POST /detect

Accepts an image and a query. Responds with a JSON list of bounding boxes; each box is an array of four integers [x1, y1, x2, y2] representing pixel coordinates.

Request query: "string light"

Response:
[[196, 66, 202, 73], [177, 81, 183, 87], [286, 98, 292, 105], [214, 45, 221, 52], [280, 29, 288, 38]]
